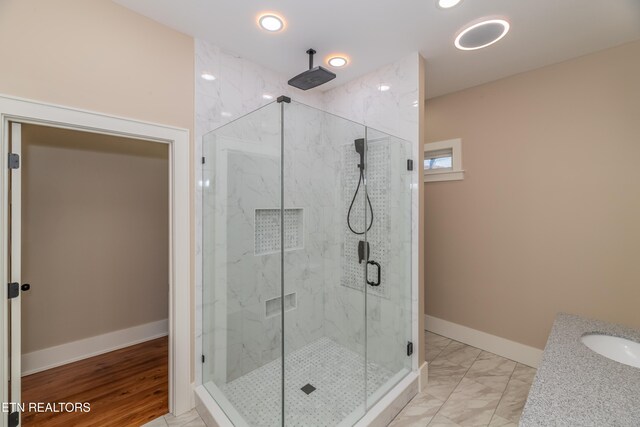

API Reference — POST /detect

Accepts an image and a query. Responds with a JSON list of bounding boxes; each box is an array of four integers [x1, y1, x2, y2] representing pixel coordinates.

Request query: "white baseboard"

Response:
[[425, 315, 542, 368], [22, 319, 168, 376]]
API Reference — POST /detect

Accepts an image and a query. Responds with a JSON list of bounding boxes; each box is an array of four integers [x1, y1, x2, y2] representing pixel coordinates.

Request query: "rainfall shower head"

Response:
[[288, 49, 336, 91]]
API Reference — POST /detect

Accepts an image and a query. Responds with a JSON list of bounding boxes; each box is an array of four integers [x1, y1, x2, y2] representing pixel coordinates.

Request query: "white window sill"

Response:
[[424, 170, 465, 182]]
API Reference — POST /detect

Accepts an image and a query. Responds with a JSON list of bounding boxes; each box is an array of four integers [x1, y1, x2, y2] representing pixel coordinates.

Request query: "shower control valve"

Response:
[[358, 240, 370, 264]]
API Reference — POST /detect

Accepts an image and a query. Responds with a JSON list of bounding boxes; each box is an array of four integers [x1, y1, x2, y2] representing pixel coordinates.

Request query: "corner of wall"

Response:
[[417, 52, 426, 367]]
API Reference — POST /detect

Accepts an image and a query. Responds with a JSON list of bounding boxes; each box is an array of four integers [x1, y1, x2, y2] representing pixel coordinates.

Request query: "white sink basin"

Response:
[[581, 334, 640, 368]]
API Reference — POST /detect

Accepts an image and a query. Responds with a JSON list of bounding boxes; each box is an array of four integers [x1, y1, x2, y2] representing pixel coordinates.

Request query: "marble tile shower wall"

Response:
[[282, 104, 338, 357], [225, 150, 281, 380], [322, 53, 420, 143], [224, 137, 327, 380]]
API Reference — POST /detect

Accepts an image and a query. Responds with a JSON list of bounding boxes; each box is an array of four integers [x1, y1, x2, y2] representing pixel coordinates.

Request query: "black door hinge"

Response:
[[202, 157, 206, 164], [201, 354, 205, 363], [7, 282, 19, 299], [8, 411, 19, 427], [8, 153, 19, 169], [407, 341, 414, 356], [407, 159, 413, 171]]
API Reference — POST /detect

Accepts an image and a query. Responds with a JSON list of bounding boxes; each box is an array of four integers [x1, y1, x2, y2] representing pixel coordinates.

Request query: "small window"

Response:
[[424, 148, 453, 171], [424, 139, 464, 182]]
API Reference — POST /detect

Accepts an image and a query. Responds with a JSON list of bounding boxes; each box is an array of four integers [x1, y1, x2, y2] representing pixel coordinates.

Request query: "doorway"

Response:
[[0, 94, 192, 427], [16, 124, 169, 426]]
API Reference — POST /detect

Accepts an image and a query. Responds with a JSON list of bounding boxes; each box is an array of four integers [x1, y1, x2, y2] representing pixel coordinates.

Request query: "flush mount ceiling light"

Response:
[[378, 84, 391, 92], [258, 13, 285, 32], [455, 19, 510, 50], [262, 94, 274, 100], [201, 72, 216, 81], [437, 0, 462, 9], [327, 56, 348, 67]]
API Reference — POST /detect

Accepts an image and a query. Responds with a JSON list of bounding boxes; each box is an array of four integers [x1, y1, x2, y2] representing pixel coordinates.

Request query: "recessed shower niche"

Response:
[[201, 98, 414, 426], [255, 208, 304, 255]]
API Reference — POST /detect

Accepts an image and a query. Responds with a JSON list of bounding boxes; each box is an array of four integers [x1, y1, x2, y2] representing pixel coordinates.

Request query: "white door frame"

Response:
[[0, 94, 192, 426]]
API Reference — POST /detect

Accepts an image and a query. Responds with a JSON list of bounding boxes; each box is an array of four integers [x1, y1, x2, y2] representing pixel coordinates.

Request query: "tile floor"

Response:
[[144, 331, 536, 427], [389, 331, 537, 427]]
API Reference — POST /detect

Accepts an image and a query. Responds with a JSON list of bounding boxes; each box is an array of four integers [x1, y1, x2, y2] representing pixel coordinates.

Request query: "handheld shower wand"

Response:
[[354, 138, 365, 171], [347, 138, 373, 235]]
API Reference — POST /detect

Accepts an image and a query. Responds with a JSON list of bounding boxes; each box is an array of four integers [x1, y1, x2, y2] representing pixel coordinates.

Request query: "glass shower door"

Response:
[[364, 128, 413, 406], [202, 101, 283, 426]]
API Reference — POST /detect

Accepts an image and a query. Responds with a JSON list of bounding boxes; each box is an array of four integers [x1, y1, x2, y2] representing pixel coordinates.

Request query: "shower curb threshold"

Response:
[[194, 371, 419, 427], [353, 371, 418, 427]]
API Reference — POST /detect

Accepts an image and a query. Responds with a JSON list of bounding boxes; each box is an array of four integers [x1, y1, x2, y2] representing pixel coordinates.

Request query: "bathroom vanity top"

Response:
[[520, 313, 640, 426]]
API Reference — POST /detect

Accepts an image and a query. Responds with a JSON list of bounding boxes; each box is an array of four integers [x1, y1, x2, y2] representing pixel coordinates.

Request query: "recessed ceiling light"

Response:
[[328, 56, 348, 67], [378, 84, 391, 92], [437, 0, 462, 9], [262, 94, 274, 100], [201, 72, 216, 81], [258, 13, 285, 32], [221, 112, 232, 118], [455, 19, 510, 51]]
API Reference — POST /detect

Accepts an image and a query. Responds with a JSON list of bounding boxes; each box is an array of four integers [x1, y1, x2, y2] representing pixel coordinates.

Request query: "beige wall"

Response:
[[21, 125, 169, 353], [425, 40, 640, 349], [0, 0, 194, 130], [0, 0, 195, 369]]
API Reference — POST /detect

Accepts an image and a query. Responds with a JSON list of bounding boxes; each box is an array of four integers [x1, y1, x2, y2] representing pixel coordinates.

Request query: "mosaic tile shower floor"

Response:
[[219, 337, 394, 426]]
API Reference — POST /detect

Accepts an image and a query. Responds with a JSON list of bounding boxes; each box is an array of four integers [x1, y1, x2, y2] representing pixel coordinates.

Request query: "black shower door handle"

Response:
[[367, 260, 381, 287]]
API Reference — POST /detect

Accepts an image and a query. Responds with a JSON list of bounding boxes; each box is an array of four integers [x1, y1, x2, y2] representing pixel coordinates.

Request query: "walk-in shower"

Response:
[[201, 98, 413, 426]]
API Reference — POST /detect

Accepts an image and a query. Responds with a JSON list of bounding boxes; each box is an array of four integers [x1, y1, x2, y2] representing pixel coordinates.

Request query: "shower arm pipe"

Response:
[[307, 49, 316, 69]]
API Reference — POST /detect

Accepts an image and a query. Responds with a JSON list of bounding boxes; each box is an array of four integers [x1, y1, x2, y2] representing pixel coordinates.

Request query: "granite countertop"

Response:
[[520, 313, 640, 426]]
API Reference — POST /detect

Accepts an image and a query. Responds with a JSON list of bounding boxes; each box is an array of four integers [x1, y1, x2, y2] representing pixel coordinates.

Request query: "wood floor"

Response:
[[22, 337, 168, 427]]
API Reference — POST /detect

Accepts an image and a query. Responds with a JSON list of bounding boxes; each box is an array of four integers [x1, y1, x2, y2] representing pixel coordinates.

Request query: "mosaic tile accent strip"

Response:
[[341, 142, 390, 297], [220, 337, 394, 426], [255, 208, 304, 255]]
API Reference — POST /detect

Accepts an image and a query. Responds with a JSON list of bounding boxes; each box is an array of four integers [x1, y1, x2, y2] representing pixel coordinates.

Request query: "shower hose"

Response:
[[347, 167, 374, 235]]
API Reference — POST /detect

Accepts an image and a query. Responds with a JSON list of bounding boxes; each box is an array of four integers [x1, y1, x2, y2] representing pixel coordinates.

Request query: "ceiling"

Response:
[[113, 0, 640, 98]]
